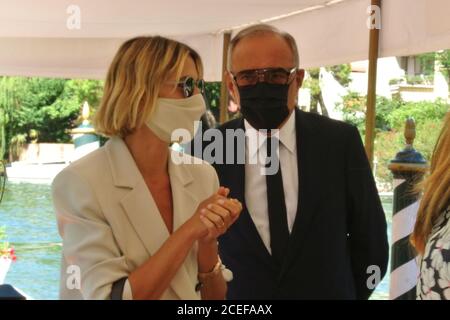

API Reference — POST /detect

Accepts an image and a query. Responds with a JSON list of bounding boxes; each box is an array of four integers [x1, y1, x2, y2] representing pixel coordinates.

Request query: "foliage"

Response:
[[436, 50, 450, 88], [9, 134, 27, 161], [338, 92, 402, 136], [416, 50, 450, 88], [204, 82, 221, 121], [303, 68, 321, 96], [406, 74, 434, 85], [374, 118, 445, 186], [0, 77, 103, 160], [327, 64, 352, 87], [339, 92, 449, 184], [389, 78, 404, 86], [386, 99, 449, 129], [417, 52, 436, 77]]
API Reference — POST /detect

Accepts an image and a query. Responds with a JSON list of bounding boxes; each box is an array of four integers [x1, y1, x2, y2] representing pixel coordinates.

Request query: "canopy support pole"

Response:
[[219, 32, 232, 124], [364, 0, 381, 167]]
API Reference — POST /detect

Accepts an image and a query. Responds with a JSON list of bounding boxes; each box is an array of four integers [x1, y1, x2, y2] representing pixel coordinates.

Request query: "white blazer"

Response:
[[52, 137, 219, 300]]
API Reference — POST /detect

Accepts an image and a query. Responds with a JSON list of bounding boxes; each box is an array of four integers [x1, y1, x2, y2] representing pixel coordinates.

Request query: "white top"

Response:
[[244, 111, 299, 254]]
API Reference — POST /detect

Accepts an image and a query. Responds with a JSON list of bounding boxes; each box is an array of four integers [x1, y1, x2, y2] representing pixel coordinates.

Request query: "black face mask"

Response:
[[238, 82, 290, 130]]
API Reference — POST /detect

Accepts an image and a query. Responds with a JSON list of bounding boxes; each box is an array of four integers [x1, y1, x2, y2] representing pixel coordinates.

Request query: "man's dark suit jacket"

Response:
[[196, 108, 389, 299]]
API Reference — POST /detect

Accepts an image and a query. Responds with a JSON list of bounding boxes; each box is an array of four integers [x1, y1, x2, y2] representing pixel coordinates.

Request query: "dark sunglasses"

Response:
[[231, 67, 297, 87], [168, 77, 205, 98]]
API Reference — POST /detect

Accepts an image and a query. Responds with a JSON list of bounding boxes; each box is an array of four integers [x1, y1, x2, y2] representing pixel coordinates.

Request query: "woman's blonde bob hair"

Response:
[[94, 36, 203, 137]]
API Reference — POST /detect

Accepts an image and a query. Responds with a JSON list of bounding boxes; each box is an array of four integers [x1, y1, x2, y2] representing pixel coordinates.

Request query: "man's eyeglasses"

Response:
[[231, 67, 297, 87], [167, 77, 205, 98]]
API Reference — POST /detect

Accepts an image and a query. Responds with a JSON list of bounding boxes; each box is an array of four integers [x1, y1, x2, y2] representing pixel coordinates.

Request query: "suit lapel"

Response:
[[120, 181, 169, 256], [166, 152, 201, 300], [106, 138, 198, 299], [225, 119, 273, 267], [278, 109, 323, 281], [106, 137, 169, 257], [169, 154, 198, 231]]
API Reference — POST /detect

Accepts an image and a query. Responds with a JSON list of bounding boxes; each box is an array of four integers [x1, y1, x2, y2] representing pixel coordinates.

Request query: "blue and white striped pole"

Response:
[[388, 118, 427, 300]]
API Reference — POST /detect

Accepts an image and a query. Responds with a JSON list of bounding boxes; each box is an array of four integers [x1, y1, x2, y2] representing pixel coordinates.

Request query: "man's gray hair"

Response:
[[227, 24, 300, 71]]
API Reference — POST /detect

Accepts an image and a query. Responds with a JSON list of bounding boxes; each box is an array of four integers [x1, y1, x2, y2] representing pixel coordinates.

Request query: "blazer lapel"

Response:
[[120, 183, 170, 255], [169, 156, 198, 231], [106, 137, 169, 256], [167, 152, 201, 300], [278, 109, 323, 282], [225, 118, 273, 267], [106, 138, 198, 299]]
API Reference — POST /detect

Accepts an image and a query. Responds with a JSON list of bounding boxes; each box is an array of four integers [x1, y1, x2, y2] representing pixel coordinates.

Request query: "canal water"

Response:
[[1, 181, 392, 300]]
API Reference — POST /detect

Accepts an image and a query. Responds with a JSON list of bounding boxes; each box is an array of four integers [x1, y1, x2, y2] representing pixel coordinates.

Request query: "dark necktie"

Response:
[[265, 133, 289, 267]]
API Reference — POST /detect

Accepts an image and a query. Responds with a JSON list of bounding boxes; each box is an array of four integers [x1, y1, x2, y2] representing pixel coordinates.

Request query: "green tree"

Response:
[[386, 99, 449, 129], [436, 50, 450, 89], [417, 52, 436, 77], [339, 92, 402, 137], [204, 82, 221, 121], [328, 64, 352, 87], [65, 79, 104, 111], [0, 76, 104, 160], [303, 68, 325, 115], [416, 50, 450, 87], [0, 77, 22, 159], [339, 92, 449, 185]]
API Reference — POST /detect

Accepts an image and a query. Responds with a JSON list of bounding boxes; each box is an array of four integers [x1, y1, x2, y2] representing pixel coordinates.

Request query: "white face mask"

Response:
[[146, 93, 206, 144]]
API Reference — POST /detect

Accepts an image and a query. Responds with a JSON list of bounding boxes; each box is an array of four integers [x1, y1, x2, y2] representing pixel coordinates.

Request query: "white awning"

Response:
[[1, 0, 449, 80]]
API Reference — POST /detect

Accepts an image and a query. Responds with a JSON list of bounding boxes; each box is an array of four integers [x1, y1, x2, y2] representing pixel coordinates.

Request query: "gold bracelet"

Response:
[[198, 257, 222, 282]]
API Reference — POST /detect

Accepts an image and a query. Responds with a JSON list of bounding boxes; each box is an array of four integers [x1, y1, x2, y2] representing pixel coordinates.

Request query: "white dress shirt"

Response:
[[244, 110, 299, 254]]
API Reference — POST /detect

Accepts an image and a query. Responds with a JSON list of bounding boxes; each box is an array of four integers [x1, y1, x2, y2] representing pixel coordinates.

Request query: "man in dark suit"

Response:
[[199, 24, 388, 299]]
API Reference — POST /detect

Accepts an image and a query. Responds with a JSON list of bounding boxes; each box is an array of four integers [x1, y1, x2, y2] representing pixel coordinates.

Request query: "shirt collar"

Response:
[[244, 109, 297, 159]]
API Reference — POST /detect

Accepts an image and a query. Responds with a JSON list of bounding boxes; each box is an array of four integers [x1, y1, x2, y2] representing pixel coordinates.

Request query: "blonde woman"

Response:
[[52, 36, 242, 300], [412, 112, 450, 300]]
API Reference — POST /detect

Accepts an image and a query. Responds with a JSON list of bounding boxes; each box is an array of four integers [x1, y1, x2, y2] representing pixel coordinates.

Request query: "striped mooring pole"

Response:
[[388, 118, 428, 300]]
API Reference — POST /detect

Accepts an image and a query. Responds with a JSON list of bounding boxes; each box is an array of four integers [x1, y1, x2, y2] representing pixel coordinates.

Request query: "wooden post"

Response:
[[219, 32, 232, 124], [364, 0, 381, 167]]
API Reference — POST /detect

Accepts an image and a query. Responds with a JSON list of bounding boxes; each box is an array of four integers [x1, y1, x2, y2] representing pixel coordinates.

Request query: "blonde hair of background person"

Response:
[[411, 112, 450, 254], [53, 36, 242, 300]]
